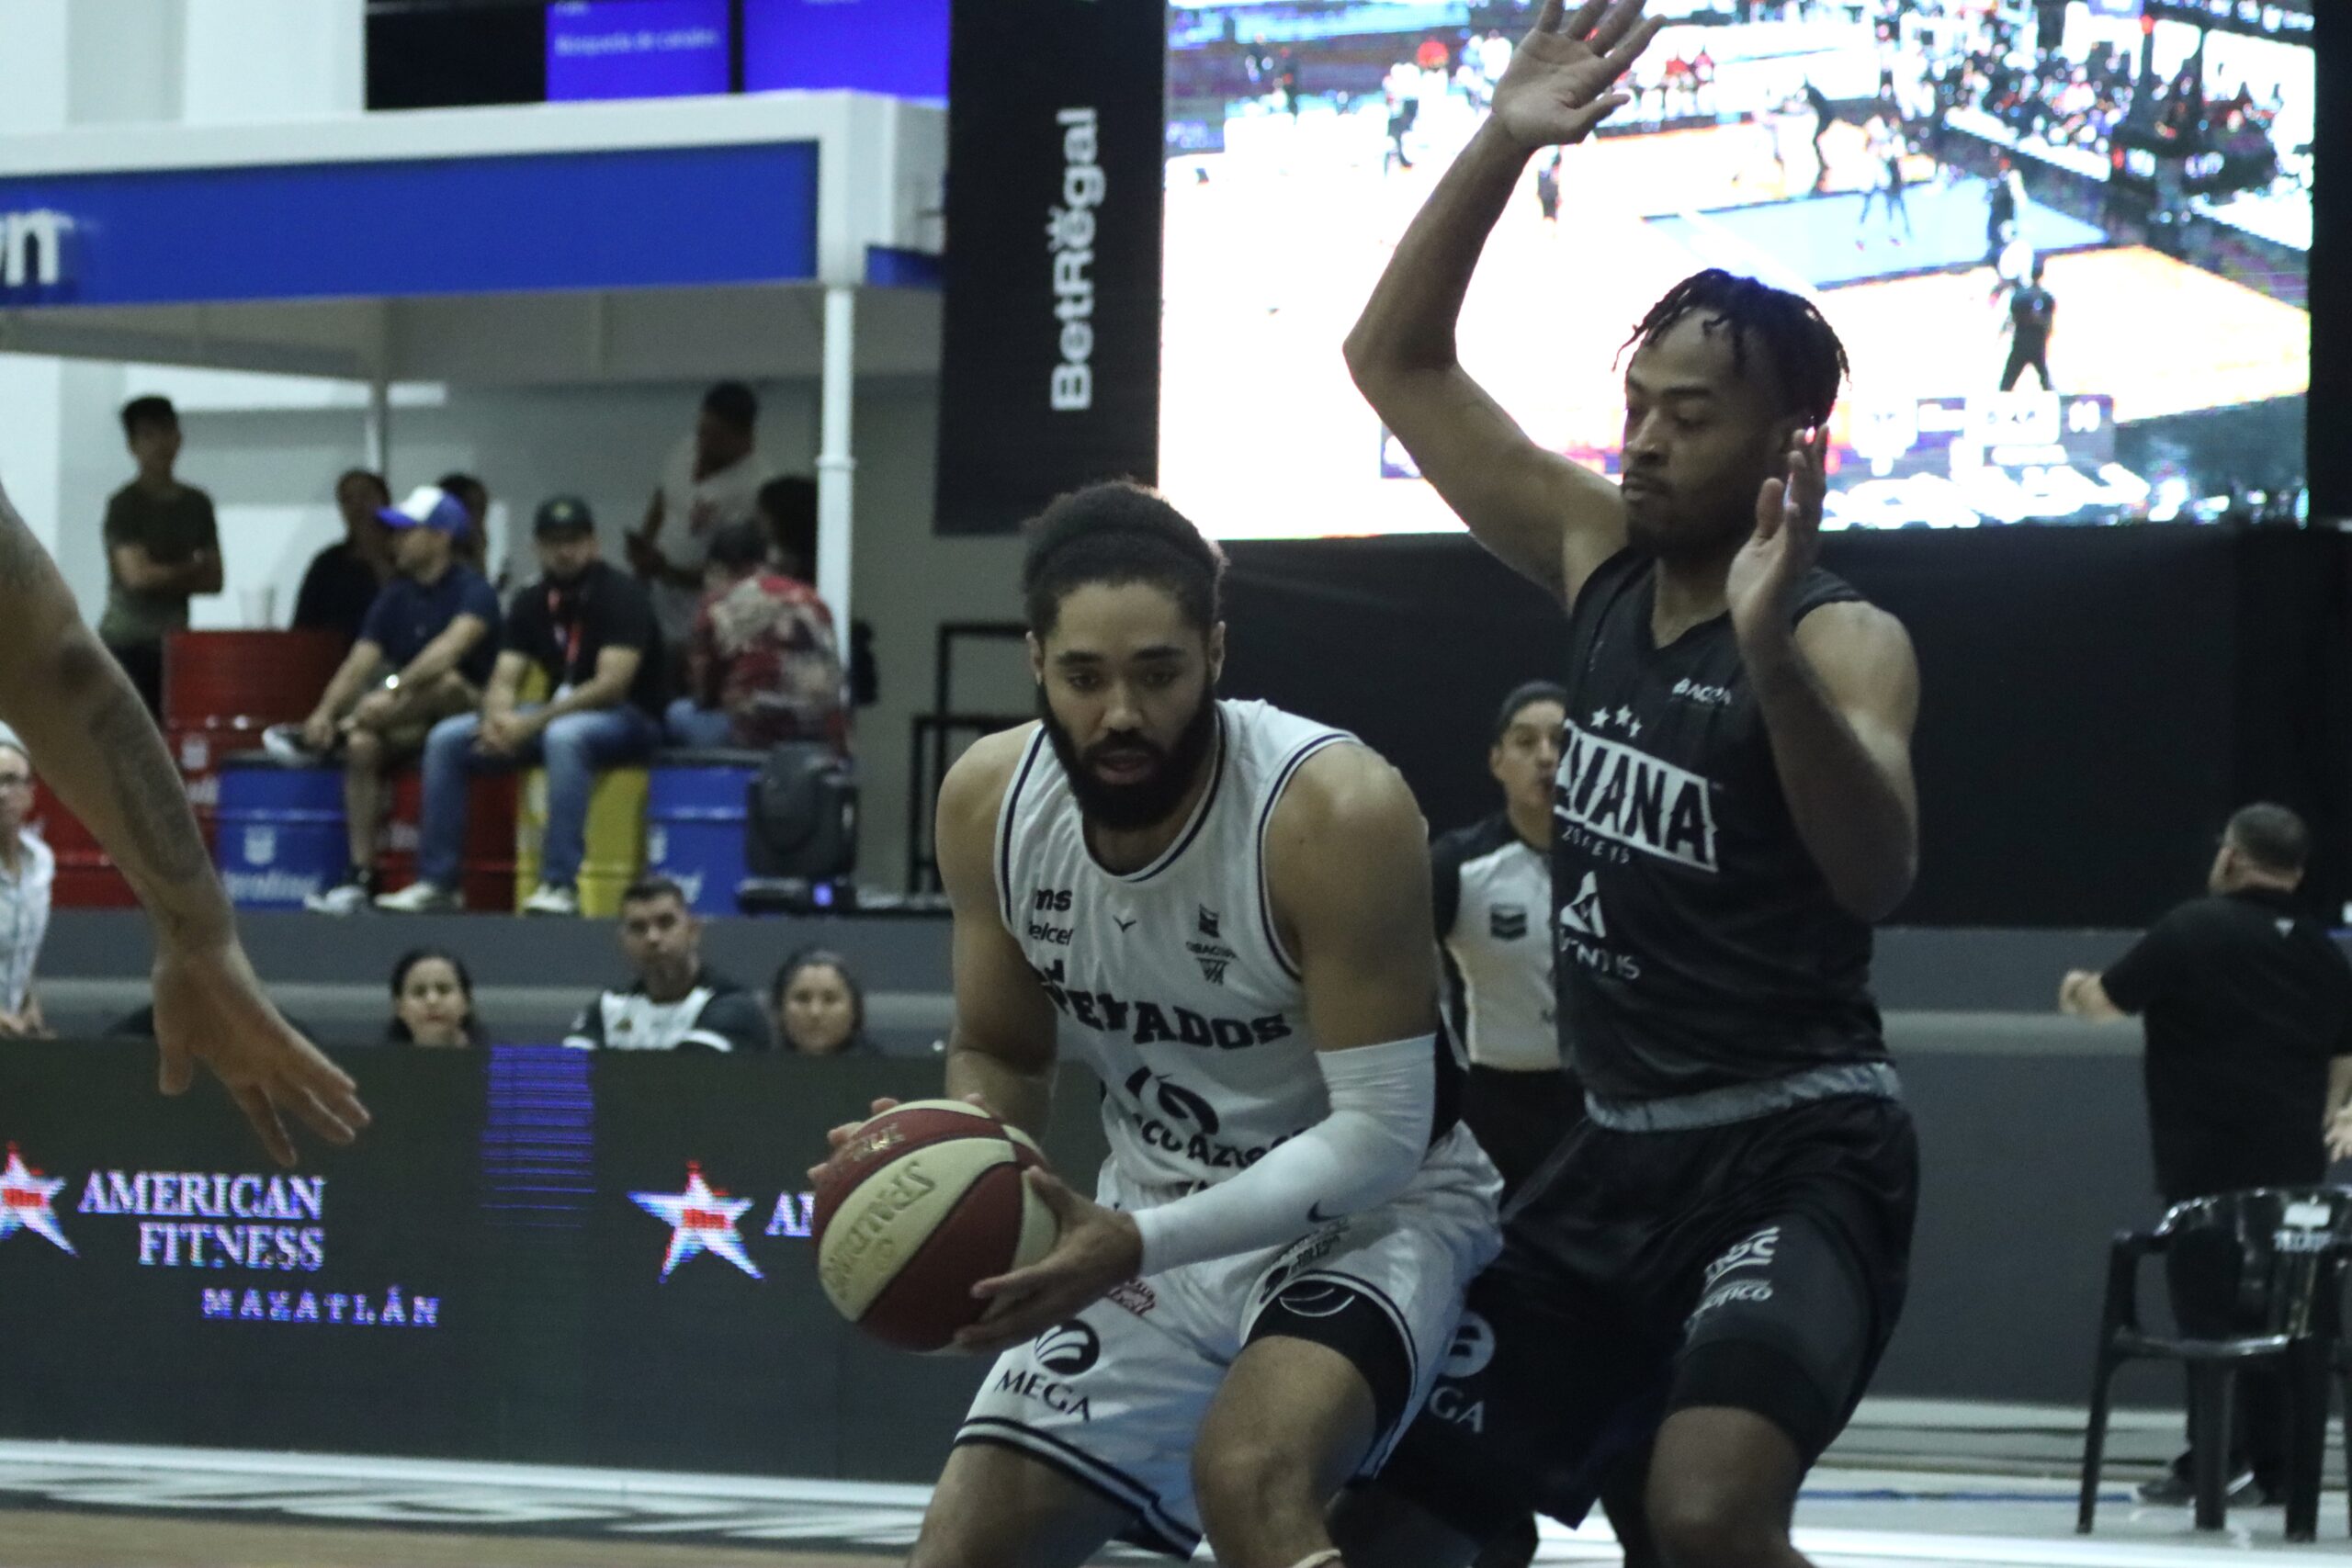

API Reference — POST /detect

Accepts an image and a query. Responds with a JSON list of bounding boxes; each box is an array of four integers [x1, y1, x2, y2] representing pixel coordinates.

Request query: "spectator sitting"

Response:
[[2061, 803, 2352, 1506], [773, 947, 867, 1056], [291, 469, 395, 651], [287, 486, 503, 915], [565, 876, 772, 1052], [757, 475, 819, 584], [664, 520, 843, 750], [629, 382, 779, 649], [437, 471, 492, 580], [388, 947, 478, 1047], [100, 395, 222, 716], [0, 733, 54, 1037], [376, 496, 665, 918]]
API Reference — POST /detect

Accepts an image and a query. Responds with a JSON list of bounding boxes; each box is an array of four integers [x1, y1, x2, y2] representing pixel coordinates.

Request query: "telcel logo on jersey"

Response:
[[1046, 107, 1102, 412]]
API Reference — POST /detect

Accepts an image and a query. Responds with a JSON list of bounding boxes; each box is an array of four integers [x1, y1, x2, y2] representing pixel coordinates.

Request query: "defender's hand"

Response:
[[1730, 424, 1829, 652], [955, 1170, 1140, 1354], [1490, 0, 1665, 154], [153, 940, 369, 1167]]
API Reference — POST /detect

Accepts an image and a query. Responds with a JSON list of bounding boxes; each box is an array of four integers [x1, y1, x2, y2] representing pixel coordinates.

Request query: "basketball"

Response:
[[812, 1100, 1058, 1352]]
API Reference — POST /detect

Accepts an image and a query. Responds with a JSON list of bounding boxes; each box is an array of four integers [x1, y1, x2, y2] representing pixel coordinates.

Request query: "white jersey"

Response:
[[996, 699, 1358, 1190]]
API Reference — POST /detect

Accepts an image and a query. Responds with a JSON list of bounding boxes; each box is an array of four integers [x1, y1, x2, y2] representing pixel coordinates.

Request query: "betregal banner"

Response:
[[933, 0, 1165, 536]]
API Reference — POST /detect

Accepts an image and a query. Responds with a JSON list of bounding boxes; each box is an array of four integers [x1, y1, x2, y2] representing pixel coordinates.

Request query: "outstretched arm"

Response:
[[1345, 0, 1663, 604], [0, 477, 367, 1163]]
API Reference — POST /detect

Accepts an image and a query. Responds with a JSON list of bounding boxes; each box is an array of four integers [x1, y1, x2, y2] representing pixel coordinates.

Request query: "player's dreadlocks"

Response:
[[1622, 270, 1850, 427]]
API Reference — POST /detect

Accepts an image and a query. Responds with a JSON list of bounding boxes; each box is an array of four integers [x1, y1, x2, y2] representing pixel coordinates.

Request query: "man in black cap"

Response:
[[377, 496, 665, 917], [2062, 803, 2352, 1506]]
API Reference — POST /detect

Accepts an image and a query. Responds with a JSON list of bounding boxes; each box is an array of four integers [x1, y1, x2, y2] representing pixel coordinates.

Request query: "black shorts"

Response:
[[1375, 1092, 1917, 1540], [1460, 1064, 1580, 1196]]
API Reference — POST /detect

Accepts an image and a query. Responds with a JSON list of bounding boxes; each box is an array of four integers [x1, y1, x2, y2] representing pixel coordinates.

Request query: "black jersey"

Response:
[[1552, 549, 1886, 1100]]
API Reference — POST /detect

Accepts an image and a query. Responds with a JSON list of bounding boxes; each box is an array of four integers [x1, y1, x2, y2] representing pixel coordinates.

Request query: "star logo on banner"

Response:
[[1616, 706, 1642, 737], [631, 1162, 761, 1280], [1589, 708, 1610, 729], [0, 1144, 74, 1255]]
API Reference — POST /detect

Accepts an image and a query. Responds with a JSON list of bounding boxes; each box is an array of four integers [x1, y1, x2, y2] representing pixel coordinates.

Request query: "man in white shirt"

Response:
[[628, 382, 780, 648]]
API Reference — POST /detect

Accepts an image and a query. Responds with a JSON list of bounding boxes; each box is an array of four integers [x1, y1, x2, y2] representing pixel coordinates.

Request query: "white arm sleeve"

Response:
[[1130, 1033, 1436, 1277]]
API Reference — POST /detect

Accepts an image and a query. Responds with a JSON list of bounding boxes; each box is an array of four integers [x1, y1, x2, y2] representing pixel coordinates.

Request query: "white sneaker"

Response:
[[303, 880, 370, 916], [520, 883, 580, 917], [374, 880, 460, 913], [262, 723, 319, 767]]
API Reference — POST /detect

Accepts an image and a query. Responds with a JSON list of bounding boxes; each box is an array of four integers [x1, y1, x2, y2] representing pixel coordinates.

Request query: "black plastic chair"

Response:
[[2078, 1186, 2352, 1541]]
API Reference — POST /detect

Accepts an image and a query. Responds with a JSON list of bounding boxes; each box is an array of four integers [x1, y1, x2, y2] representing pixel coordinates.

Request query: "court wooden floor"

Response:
[[6, 1411, 2352, 1567]]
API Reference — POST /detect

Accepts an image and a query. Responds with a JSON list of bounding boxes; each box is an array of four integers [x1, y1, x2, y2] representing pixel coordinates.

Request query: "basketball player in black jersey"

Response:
[[1334, 4, 1922, 1566]]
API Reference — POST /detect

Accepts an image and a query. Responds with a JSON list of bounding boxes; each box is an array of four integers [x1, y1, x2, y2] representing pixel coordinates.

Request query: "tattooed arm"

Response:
[[0, 478, 369, 1164]]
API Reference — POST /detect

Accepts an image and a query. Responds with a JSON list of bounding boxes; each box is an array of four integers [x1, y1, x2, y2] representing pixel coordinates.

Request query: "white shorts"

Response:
[[956, 1123, 1501, 1557]]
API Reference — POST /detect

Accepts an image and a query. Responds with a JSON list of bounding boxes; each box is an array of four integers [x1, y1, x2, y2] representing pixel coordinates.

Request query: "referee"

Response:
[[1433, 681, 1577, 1194], [2061, 802, 2352, 1506]]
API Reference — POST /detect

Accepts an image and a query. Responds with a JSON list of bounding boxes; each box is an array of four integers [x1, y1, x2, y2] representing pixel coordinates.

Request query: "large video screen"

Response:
[[545, 0, 731, 101], [1160, 0, 2312, 536]]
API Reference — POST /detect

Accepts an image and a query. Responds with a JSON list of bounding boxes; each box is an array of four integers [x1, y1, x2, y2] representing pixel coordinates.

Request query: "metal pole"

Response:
[[364, 376, 390, 477], [817, 284, 856, 634]]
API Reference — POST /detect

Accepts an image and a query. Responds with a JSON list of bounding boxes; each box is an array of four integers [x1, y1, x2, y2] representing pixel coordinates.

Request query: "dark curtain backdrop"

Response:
[[1222, 529, 2348, 929]]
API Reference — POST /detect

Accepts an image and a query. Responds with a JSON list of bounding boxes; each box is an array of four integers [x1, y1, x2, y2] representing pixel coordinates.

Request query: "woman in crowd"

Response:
[[388, 947, 478, 1048], [771, 948, 865, 1056]]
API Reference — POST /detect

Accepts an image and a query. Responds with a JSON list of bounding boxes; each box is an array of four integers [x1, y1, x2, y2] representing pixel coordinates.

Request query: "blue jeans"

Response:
[[419, 704, 661, 890], [663, 697, 736, 749]]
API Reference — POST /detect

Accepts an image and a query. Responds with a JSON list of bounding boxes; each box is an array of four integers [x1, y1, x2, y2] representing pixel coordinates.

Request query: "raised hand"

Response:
[[1729, 424, 1829, 650], [1490, 0, 1666, 154]]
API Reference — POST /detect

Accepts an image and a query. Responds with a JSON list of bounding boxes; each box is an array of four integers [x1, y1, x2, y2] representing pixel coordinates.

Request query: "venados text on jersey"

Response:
[[1555, 721, 1719, 872], [1030, 961, 1293, 1050]]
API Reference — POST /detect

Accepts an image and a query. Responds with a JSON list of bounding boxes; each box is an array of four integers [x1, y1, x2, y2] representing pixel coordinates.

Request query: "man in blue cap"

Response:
[[284, 485, 503, 914], [378, 494, 665, 917]]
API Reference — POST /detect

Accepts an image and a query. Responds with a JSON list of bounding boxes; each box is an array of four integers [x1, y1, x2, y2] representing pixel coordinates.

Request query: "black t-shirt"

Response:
[[1552, 549, 1886, 1100], [502, 559, 668, 718], [2010, 285, 2056, 345], [562, 968, 774, 1054], [291, 541, 385, 650], [2102, 887, 2352, 1201]]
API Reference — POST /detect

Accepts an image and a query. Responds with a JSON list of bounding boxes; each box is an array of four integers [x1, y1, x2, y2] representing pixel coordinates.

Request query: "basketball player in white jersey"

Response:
[[831, 481, 1500, 1568]]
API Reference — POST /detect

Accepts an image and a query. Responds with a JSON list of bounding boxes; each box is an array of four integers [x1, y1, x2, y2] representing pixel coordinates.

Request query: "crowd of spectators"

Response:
[[1897, 0, 2290, 184], [0, 385, 873, 1056], [93, 383, 850, 919]]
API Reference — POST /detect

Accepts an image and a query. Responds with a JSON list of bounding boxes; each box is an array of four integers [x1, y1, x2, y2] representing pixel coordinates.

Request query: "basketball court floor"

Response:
[[1159, 106, 2307, 539], [3, 1403, 2349, 1565]]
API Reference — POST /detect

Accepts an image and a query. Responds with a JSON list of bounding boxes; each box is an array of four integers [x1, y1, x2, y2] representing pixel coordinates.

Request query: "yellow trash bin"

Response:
[[514, 765, 649, 916]]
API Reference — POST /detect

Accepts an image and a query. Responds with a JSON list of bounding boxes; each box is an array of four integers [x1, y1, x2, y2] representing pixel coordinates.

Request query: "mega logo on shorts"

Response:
[[997, 1320, 1102, 1420], [1427, 1310, 1495, 1432]]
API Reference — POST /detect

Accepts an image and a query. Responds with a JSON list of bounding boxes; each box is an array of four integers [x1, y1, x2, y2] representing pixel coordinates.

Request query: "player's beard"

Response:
[[1039, 689, 1220, 834]]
